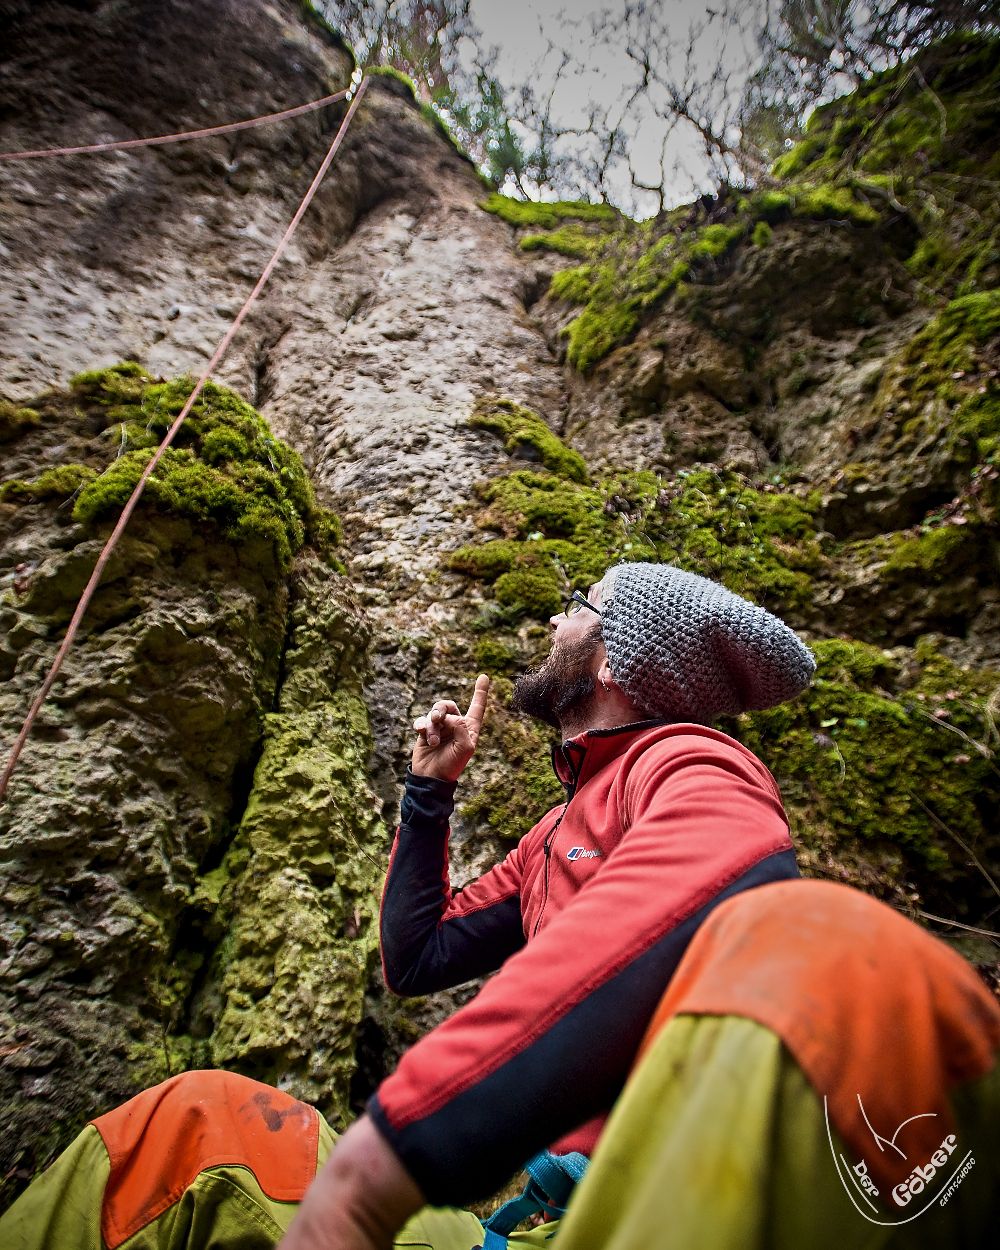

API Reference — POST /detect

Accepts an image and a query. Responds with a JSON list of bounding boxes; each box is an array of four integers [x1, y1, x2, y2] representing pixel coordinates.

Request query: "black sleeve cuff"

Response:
[[400, 767, 457, 831]]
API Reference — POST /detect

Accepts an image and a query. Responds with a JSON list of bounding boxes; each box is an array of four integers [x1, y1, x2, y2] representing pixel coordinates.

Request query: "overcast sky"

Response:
[[465, 0, 765, 217]]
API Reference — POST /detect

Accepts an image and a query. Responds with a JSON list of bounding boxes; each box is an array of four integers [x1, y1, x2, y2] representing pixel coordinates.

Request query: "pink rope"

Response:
[[0, 88, 351, 161], [0, 78, 369, 803]]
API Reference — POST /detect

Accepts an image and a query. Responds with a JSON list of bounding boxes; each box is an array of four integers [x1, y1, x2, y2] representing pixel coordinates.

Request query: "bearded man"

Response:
[[366, 562, 811, 1188], [4, 564, 998, 1250]]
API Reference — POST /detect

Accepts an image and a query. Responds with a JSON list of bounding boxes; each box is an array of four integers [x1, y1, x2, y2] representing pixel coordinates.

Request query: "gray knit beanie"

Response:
[[599, 563, 815, 722]]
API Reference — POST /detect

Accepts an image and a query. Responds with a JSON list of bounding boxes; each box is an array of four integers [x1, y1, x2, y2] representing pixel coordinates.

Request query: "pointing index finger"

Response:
[[465, 673, 491, 737]]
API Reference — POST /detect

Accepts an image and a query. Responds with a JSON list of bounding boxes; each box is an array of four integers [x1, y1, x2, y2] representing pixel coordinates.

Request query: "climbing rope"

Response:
[[0, 77, 370, 803], [0, 88, 350, 161]]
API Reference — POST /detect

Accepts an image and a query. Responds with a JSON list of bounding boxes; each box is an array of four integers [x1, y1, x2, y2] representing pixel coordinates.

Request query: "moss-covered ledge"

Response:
[[450, 402, 826, 627], [0, 365, 343, 1206]]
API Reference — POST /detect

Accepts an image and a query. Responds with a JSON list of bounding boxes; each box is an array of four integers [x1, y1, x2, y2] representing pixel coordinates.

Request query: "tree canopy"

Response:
[[316, 0, 1000, 215]]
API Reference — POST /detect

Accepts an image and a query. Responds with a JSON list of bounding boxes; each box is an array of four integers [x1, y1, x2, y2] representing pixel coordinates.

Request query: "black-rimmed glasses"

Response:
[[564, 590, 602, 617]]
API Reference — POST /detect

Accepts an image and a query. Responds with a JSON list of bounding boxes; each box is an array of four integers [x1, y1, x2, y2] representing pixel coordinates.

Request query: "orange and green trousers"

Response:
[[2, 880, 998, 1249]]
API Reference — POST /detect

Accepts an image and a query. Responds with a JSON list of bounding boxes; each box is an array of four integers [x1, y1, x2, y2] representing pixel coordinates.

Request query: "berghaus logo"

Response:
[[566, 846, 601, 860]]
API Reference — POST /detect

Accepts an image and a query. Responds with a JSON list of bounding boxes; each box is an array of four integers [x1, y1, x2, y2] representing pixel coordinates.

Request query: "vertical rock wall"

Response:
[[0, 0, 569, 1203], [0, 381, 294, 1192], [195, 556, 384, 1121]]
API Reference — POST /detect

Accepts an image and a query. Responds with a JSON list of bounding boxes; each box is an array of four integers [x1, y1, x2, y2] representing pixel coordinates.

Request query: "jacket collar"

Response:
[[550, 719, 672, 799]]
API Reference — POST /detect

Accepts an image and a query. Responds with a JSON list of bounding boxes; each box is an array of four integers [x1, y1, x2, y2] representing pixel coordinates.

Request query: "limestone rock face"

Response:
[[0, 0, 566, 1198], [0, 396, 292, 1188], [1, 0, 998, 1213], [193, 556, 385, 1120], [0, 0, 354, 401]]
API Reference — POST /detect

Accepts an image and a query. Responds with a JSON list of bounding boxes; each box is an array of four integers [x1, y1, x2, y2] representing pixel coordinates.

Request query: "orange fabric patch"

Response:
[[637, 879, 1000, 1202], [91, 1070, 319, 1249]]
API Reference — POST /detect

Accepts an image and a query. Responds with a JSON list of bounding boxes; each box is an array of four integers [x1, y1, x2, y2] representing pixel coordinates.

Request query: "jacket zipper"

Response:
[[532, 806, 567, 937], [532, 742, 582, 937]]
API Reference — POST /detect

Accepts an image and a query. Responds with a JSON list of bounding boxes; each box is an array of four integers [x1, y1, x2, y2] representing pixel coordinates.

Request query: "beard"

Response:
[[510, 626, 603, 730]]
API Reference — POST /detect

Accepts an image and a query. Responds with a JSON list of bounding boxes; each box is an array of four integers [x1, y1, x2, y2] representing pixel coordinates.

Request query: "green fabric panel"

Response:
[[119, 1168, 291, 1249], [393, 1206, 486, 1249], [0, 1124, 109, 1250], [551, 1013, 999, 1250], [507, 1219, 562, 1245], [892, 1061, 1000, 1249]]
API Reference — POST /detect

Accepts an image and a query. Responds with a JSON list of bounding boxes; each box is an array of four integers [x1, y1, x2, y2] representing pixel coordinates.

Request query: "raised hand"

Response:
[[411, 674, 491, 783]]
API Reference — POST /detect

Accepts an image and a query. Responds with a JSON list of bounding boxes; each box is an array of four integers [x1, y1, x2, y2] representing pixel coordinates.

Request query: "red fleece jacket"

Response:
[[368, 719, 799, 1204]]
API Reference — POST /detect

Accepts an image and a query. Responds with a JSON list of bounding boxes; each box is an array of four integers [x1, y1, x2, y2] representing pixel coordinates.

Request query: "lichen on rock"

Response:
[[0, 366, 340, 1202], [734, 636, 1000, 931], [191, 557, 385, 1123]]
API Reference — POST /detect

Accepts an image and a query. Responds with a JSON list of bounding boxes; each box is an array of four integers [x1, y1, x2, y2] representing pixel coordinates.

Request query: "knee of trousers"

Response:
[[92, 1070, 322, 1247]]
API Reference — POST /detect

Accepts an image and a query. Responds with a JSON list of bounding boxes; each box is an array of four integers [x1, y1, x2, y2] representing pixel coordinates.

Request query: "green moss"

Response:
[[751, 177, 878, 227], [519, 227, 600, 259], [752, 221, 773, 248], [549, 265, 597, 305], [689, 223, 745, 258], [21, 369, 332, 572], [70, 360, 153, 401], [450, 418, 826, 625], [477, 470, 602, 540], [883, 524, 970, 575], [0, 400, 42, 443], [0, 463, 97, 504], [202, 425, 252, 464], [789, 183, 880, 225], [562, 301, 641, 373], [954, 390, 1000, 461], [309, 508, 345, 556], [480, 194, 618, 229], [911, 291, 1000, 368], [73, 448, 304, 571], [871, 291, 1000, 474], [736, 637, 1000, 920], [747, 189, 793, 221], [472, 637, 520, 673], [470, 399, 589, 482], [769, 33, 1000, 294], [204, 565, 382, 1118], [447, 539, 526, 581], [771, 138, 825, 179], [365, 64, 412, 92], [494, 568, 563, 618], [547, 219, 750, 371], [104, 421, 162, 451]]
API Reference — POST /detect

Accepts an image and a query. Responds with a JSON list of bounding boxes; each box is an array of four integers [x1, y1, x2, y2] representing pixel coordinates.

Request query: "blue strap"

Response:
[[482, 1150, 589, 1247]]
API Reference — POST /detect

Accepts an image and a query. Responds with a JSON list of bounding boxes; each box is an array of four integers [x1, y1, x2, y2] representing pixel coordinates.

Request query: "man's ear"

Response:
[[597, 656, 615, 689]]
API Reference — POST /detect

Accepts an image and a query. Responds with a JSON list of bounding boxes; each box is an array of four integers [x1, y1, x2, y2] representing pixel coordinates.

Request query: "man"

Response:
[[281, 562, 1000, 1249], [265, 560, 818, 1245], [3, 563, 997, 1249]]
